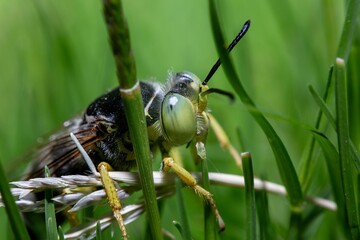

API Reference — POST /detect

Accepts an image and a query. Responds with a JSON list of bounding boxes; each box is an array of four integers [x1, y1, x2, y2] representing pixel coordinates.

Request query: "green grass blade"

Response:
[[350, 142, 360, 173], [44, 166, 58, 240], [0, 159, 30, 240], [173, 221, 184, 239], [175, 179, 192, 240], [102, 1, 162, 239], [308, 78, 360, 177], [242, 152, 256, 240], [308, 79, 360, 175], [348, 19, 360, 147], [336, 0, 360, 62], [298, 66, 334, 193], [255, 190, 273, 240], [208, 0, 303, 209], [311, 131, 346, 228], [96, 221, 102, 240], [335, 58, 359, 239], [201, 156, 216, 240], [308, 84, 336, 130], [58, 226, 65, 240]]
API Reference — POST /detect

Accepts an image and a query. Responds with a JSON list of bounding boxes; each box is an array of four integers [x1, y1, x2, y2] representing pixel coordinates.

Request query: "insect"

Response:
[[24, 20, 250, 238]]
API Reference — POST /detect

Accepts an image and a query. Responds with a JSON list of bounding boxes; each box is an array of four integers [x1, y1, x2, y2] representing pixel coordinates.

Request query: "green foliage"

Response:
[[0, 160, 30, 240], [0, 0, 359, 239]]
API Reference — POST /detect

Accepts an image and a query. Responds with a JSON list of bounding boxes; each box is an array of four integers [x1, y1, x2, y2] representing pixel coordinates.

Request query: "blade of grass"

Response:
[[96, 221, 102, 240], [201, 155, 216, 240], [288, 211, 302, 239], [298, 66, 334, 193], [172, 221, 184, 239], [102, 1, 162, 239], [308, 84, 336, 130], [311, 131, 347, 233], [44, 166, 58, 240], [255, 190, 272, 240], [335, 58, 359, 239], [308, 59, 360, 238], [175, 179, 192, 240], [208, 0, 304, 209], [348, 19, 360, 147], [58, 226, 65, 240], [242, 152, 256, 240], [0, 158, 30, 240], [308, 81, 360, 175], [336, 0, 360, 62]]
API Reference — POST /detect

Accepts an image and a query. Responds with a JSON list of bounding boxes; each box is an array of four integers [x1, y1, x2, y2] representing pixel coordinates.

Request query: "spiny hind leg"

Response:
[[208, 113, 243, 169], [70, 132, 127, 239], [98, 162, 128, 240], [161, 157, 225, 231]]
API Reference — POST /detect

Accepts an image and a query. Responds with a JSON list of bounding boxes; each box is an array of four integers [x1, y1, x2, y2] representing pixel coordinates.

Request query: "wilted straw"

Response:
[[2, 171, 337, 212]]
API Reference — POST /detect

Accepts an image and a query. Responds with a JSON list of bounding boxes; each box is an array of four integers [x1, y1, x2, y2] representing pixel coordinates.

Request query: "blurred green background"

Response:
[[0, 0, 357, 239]]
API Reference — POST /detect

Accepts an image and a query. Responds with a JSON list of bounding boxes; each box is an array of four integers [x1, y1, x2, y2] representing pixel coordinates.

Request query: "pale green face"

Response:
[[161, 93, 197, 145], [160, 72, 203, 146]]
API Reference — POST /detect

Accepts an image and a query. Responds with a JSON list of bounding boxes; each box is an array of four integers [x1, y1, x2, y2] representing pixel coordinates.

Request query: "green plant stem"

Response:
[[335, 58, 359, 239], [334, 0, 360, 237], [0, 159, 30, 240], [102, 1, 162, 239], [96, 221, 102, 240], [255, 190, 273, 240], [242, 152, 256, 240], [44, 166, 58, 240]]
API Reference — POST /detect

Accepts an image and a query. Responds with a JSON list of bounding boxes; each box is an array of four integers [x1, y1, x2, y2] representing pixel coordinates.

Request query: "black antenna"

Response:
[[200, 88, 235, 102], [202, 20, 251, 85]]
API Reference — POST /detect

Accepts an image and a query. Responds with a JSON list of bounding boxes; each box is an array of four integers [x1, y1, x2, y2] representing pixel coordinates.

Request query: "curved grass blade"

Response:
[[308, 81, 360, 175], [102, 1, 162, 239], [58, 226, 65, 240], [298, 66, 334, 193], [308, 84, 336, 130], [311, 131, 347, 232], [308, 77, 360, 169], [0, 158, 30, 240], [242, 153, 256, 240], [208, 0, 304, 209]]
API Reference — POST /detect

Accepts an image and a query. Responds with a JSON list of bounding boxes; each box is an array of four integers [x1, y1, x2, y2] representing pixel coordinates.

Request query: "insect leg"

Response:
[[70, 132, 128, 238], [98, 162, 128, 240], [208, 113, 243, 169], [162, 157, 225, 231]]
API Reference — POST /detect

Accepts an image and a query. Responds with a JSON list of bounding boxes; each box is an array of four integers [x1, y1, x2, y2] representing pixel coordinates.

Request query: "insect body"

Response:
[[26, 72, 208, 178], [24, 20, 251, 237]]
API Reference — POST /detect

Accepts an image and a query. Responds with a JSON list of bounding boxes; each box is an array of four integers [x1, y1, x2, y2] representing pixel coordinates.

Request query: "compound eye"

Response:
[[177, 82, 186, 89], [161, 93, 196, 145]]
